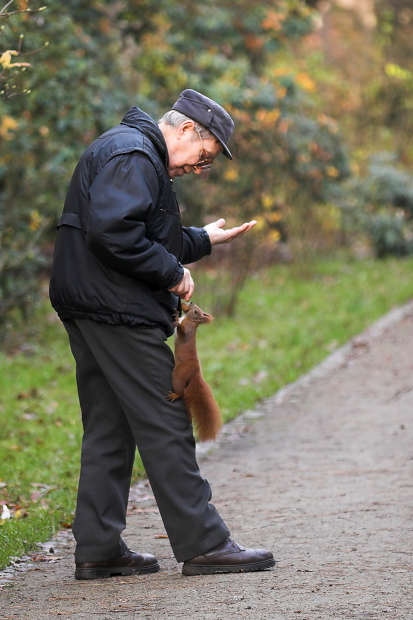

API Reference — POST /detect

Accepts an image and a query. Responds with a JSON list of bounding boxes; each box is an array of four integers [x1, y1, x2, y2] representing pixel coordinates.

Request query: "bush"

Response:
[[336, 153, 413, 258], [364, 212, 409, 258]]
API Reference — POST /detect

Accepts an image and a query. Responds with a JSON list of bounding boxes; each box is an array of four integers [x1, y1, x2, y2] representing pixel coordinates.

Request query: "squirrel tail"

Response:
[[183, 378, 222, 442]]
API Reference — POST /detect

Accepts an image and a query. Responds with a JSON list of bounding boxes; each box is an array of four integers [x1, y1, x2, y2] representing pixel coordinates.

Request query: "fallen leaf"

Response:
[[30, 484, 56, 502], [16, 388, 39, 400], [30, 553, 63, 562]]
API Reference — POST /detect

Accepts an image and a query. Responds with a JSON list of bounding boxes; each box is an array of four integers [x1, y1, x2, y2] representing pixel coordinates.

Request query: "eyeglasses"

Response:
[[193, 131, 214, 172], [194, 152, 214, 172]]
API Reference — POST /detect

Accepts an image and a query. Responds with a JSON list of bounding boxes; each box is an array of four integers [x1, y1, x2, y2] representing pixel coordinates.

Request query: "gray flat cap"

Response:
[[172, 89, 234, 159]]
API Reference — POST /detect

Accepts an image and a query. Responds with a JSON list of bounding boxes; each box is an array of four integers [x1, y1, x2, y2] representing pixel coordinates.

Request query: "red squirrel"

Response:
[[166, 302, 222, 442]]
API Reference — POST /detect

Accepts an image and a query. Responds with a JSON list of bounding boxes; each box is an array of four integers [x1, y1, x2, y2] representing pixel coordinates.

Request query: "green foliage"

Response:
[[275, 0, 413, 263], [335, 153, 413, 258], [0, 1, 46, 100], [373, 2, 413, 142], [364, 213, 408, 259], [121, 0, 348, 232], [2, 256, 413, 569], [121, 0, 315, 102], [0, 216, 48, 322], [0, 2, 51, 324], [361, 153, 413, 214], [282, 114, 350, 196], [0, 0, 130, 326]]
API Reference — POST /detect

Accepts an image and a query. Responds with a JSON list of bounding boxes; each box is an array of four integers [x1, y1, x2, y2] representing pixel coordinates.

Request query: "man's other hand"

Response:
[[204, 218, 257, 246], [167, 268, 194, 301]]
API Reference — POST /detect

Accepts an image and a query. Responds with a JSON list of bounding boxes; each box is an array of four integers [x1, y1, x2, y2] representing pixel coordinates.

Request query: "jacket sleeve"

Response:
[[86, 153, 184, 289], [181, 226, 212, 264]]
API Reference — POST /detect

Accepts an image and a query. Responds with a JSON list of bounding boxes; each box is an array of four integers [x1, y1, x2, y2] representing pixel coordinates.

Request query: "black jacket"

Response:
[[49, 107, 211, 337]]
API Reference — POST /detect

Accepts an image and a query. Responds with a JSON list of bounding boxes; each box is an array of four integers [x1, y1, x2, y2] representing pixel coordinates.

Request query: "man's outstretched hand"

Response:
[[203, 218, 257, 246]]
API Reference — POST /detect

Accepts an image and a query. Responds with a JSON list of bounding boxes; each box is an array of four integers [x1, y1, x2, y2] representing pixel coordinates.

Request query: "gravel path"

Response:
[[1, 304, 413, 619]]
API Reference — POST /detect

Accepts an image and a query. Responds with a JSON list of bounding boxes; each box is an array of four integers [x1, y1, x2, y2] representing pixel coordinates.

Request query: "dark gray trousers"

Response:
[[64, 319, 229, 564]]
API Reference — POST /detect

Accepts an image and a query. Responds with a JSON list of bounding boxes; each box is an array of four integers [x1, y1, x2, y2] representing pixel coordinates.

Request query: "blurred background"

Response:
[[1, 0, 413, 324]]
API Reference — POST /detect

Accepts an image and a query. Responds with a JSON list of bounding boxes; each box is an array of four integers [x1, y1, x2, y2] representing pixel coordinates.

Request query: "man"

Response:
[[49, 89, 275, 580]]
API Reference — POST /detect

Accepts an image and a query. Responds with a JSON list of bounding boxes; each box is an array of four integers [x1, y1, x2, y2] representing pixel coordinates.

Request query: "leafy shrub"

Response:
[[335, 153, 413, 258], [365, 213, 408, 258]]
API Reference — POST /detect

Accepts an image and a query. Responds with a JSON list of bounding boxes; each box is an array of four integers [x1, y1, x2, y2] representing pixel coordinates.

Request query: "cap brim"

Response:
[[221, 142, 233, 160], [213, 134, 232, 160]]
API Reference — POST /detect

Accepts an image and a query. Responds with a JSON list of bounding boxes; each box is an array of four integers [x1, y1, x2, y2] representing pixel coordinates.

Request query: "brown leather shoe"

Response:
[[75, 550, 160, 580], [182, 538, 275, 576]]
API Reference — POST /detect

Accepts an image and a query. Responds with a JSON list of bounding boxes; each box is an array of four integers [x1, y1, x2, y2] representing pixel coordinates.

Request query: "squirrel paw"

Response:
[[166, 392, 181, 402]]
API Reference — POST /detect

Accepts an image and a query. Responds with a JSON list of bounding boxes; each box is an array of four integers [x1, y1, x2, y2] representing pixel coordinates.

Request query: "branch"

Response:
[[18, 40, 49, 58], [0, 2, 46, 19], [1, 1, 14, 13]]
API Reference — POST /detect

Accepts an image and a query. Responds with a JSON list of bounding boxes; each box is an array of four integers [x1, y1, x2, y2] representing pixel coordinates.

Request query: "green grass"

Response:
[[1, 256, 413, 570]]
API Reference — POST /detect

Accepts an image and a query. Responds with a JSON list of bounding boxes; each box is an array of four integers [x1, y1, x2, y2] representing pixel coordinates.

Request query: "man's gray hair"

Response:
[[159, 110, 214, 141]]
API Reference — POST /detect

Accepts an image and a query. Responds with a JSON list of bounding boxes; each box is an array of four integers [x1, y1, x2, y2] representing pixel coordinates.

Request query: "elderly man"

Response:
[[49, 89, 275, 580]]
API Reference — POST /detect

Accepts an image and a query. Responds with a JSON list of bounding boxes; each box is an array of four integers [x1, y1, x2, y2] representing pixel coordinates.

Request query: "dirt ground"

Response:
[[1, 303, 413, 619]]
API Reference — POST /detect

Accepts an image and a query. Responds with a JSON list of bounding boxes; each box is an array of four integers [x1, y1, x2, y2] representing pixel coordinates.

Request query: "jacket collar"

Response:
[[120, 106, 169, 167]]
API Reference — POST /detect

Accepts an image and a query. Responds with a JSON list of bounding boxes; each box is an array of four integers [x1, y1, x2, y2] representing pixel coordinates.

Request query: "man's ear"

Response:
[[176, 119, 195, 140]]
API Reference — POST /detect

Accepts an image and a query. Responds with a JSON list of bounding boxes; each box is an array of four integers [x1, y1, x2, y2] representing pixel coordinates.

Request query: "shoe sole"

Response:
[[182, 558, 276, 576], [75, 562, 160, 580]]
